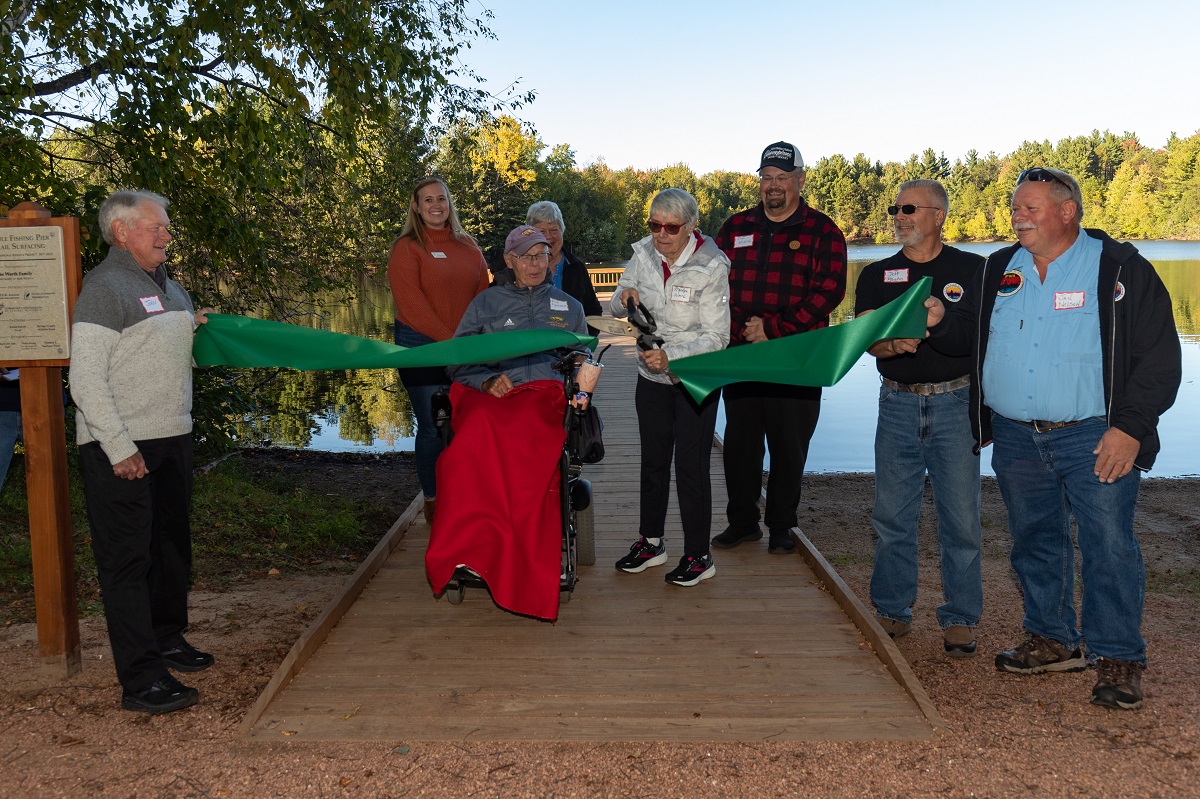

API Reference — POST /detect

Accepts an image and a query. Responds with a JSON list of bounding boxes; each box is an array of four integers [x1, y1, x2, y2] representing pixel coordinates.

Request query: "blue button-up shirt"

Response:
[[982, 230, 1106, 422]]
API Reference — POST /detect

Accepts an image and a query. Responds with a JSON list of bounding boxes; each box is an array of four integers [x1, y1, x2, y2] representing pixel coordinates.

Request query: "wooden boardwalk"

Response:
[[241, 339, 942, 742]]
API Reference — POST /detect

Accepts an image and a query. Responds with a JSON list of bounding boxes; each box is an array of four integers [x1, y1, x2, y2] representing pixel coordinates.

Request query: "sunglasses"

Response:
[[647, 219, 686, 234], [887, 204, 939, 216], [1017, 167, 1068, 187]]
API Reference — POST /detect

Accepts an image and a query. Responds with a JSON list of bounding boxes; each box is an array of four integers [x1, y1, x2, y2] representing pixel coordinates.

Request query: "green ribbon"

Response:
[[670, 277, 932, 402], [193, 314, 597, 370], [192, 277, 931, 403]]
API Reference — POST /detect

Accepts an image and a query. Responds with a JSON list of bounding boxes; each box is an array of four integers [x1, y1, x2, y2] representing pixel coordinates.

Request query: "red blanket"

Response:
[[425, 380, 567, 620]]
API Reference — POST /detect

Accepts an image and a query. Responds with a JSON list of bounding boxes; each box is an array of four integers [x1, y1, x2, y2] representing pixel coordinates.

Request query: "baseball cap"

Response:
[[758, 141, 805, 173], [504, 224, 550, 256]]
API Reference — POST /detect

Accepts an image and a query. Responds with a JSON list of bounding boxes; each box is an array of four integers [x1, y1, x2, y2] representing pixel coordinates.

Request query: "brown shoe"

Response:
[[995, 633, 1086, 674], [1091, 658, 1144, 710], [423, 498, 436, 525], [877, 617, 912, 639], [943, 625, 978, 658]]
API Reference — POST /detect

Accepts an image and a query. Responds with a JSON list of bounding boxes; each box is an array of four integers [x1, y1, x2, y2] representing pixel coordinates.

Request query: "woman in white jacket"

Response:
[[611, 188, 731, 586]]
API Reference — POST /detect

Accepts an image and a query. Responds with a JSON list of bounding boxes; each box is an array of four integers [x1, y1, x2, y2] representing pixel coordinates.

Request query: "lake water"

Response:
[[270, 241, 1200, 478]]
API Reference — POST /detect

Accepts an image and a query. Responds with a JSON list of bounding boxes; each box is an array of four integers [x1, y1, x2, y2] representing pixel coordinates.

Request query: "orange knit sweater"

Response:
[[387, 227, 490, 342]]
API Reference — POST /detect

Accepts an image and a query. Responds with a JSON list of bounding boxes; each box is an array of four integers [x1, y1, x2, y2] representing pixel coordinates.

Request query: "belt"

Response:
[[881, 375, 970, 396], [1011, 418, 1085, 434]]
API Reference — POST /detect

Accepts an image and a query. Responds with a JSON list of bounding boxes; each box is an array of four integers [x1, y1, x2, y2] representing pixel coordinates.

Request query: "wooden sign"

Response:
[[1, 201, 81, 677]]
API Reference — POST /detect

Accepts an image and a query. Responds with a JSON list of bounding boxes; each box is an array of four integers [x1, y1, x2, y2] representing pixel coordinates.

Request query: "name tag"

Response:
[[1054, 291, 1086, 310], [671, 285, 693, 302], [139, 295, 164, 313], [550, 298, 569, 311], [733, 234, 754, 248], [884, 268, 909, 284], [430, 251, 447, 259]]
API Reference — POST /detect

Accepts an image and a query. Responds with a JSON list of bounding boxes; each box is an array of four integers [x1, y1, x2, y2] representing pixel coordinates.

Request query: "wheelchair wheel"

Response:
[[575, 503, 596, 566], [445, 583, 465, 605]]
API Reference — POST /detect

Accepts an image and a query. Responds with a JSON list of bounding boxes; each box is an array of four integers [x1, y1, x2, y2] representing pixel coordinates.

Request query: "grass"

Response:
[[0, 451, 385, 625]]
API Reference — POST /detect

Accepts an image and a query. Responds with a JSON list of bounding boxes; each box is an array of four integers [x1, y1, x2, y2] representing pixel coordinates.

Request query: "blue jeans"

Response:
[[991, 414, 1145, 664], [0, 411, 19, 492], [870, 385, 982, 628], [394, 321, 450, 499]]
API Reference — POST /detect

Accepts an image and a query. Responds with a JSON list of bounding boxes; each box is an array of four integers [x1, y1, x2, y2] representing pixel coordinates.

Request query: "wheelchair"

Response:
[[431, 351, 598, 607]]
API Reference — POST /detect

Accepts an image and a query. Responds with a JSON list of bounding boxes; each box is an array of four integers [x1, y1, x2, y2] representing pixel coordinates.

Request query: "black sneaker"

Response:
[[664, 554, 716, 586], [1091, 658, 1144, 710], [161, 639, 214, 673], [121, 675, 199, 715], [995, 633, 1087, 674], [711, 527, 762, 549], [615, 537, 667, 573], [767, 529, 796, 554]]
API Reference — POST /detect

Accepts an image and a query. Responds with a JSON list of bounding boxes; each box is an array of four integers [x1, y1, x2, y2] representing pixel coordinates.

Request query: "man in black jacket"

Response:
[[926, 167, 1181, 710]]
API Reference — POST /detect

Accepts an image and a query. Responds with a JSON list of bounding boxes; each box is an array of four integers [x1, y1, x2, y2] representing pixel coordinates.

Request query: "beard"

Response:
[[764, 191, 787, 210]]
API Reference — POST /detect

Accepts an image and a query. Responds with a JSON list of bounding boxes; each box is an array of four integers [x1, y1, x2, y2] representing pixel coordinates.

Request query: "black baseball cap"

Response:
[[758, 141, 805, 173]]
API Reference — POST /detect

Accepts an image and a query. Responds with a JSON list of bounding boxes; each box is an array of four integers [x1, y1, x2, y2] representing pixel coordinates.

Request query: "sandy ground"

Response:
[[1, 455, 1197, 799]]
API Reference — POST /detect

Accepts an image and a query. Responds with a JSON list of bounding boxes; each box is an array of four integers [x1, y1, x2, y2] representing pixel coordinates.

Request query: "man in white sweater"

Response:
[[71, 190, 212, 715]]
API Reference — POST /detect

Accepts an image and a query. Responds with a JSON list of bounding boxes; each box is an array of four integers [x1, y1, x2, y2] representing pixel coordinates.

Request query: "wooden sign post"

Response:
[[1, 201, 82, 677]]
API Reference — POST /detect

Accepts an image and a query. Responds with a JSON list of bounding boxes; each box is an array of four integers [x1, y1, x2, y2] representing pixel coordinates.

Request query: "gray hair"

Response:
[[98, 190, 169, 245], [526, 201, 565, 234], [897, 179, 949, 214], [649, 188, 699, 226], [1029, 167, 1084, 225]]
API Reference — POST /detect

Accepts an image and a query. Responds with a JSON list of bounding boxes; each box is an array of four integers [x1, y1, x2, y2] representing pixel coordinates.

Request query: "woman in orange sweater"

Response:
[[388, 176, 490, 522]]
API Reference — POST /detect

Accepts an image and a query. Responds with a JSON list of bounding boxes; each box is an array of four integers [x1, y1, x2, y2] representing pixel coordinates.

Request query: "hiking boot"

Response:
[[664, 554, 716, 586], [121, 675, 198, 715], [877, 617, 912, 639], [615, 537, 667, 573], [711, 526, 762, 549], [943, 625, 978, 658], [1091, 658, 1144, 710], [767, 529, 796, 554], [995, 633, 1086, 674]]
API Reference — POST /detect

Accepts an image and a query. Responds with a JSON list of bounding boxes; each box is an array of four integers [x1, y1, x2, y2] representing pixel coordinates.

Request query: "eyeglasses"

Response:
[[1017, 167, 1068, 187], [515, 251, 550, 263], [647, 220, 686, 234], [887, 204, 939, 216]]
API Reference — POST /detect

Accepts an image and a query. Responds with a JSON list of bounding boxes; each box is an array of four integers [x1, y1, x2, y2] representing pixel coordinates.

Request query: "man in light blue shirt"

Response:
[[926, 167, 1181, 711]]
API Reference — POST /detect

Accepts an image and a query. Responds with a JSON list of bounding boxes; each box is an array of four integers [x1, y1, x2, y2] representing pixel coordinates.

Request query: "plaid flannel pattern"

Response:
[[715, 202, 847, 343]]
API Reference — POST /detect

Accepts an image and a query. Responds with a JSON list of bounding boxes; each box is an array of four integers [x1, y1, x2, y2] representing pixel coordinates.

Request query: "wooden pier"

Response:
[[240, 339, 943, 741]]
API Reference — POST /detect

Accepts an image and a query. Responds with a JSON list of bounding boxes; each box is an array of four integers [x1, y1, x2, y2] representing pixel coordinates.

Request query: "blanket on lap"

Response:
[[425, 380, 567, 621]]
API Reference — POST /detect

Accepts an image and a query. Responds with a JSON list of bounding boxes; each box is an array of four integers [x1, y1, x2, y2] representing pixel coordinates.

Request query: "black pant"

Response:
[[722, 381, 821, 533], [635, 377, 720, 557], [80, 434, 194, 691]]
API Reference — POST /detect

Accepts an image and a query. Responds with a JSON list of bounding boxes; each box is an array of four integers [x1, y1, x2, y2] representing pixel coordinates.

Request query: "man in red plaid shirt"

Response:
[[712, 141, 847, 554]]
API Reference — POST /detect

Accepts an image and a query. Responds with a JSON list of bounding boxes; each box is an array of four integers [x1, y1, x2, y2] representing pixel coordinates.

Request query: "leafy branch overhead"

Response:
[[0, 0, 532, 300]]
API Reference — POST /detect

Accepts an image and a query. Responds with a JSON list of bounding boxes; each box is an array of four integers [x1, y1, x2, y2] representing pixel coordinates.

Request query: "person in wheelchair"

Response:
[[424, 225, 589, 620]]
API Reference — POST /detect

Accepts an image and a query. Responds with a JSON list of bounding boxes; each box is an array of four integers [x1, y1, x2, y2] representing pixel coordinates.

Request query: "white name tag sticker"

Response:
[[1054, 291, 1086, 310], [733, 234, 754, 248], [884, 268, 909, 284], [550, 298, 569, 311], [671, 285, 693, 302], [430, 251, 447, 259], [139, 295, 164, 313]]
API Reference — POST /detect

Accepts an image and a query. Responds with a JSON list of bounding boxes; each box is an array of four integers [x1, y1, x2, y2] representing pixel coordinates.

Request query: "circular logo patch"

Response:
[[997, 270, 1024, 297], [943, 282, 964, 303], [1114, 281, 1126, 302]]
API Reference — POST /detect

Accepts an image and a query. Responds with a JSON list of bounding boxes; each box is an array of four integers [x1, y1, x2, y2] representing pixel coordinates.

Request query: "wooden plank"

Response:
[[237, 493, 423, 735], [241, 339, 940, 742]]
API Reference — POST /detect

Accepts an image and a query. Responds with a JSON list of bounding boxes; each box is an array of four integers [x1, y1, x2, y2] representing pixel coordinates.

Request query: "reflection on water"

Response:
[[252, 243, 1200, 477]]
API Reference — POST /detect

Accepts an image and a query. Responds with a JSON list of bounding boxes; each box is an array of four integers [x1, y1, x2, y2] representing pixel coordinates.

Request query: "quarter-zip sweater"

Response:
[[70, 249, 196, 464], [449, 280, 588, 391]]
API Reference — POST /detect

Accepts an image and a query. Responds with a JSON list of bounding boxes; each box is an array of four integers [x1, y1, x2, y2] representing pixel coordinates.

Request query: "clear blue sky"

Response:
[[461, 0, 1199, 174]]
